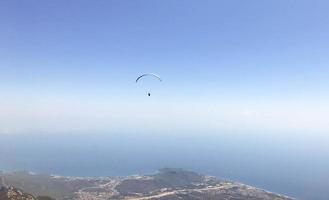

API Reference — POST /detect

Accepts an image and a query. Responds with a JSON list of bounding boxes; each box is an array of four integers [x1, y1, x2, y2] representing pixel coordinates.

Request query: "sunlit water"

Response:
[[0, 132, 328, 199]]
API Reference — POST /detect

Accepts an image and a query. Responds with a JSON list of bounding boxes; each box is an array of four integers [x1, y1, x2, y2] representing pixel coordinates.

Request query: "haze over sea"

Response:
[[0, 131, 328, 200]]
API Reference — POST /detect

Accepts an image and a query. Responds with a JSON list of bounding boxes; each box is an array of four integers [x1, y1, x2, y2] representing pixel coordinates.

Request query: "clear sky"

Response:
[[1, 0, 329, 134]]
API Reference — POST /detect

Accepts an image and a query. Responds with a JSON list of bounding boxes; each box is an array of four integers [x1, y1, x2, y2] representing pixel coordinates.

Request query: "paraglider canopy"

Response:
[[136, 73, 162, 96], [136, 73, 162, 83]]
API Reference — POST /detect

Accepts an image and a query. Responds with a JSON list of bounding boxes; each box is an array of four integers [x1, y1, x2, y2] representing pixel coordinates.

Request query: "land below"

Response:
[[1, 168, 294, 200]]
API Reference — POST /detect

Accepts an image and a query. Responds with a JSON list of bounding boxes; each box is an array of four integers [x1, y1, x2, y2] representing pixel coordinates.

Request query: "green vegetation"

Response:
[[153, 168, 204, 187], [115, 168, 205, 195], [37, 196, 55, 200]]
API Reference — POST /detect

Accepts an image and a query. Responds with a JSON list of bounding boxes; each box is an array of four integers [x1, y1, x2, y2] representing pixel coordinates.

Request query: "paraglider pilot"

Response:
[[136, 73, 162, 97]]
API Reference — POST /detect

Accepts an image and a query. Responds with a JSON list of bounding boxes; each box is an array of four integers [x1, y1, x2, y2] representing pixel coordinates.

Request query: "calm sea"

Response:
[[0, 132, 328, 199]]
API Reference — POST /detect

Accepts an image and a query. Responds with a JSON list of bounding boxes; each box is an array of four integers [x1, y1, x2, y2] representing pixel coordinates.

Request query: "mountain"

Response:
[[0, 186, 36, 200], [1, 168, 294, 200]]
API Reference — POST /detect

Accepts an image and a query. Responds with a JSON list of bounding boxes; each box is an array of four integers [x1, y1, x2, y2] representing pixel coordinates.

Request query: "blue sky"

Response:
[[1, 0, 329, 134]]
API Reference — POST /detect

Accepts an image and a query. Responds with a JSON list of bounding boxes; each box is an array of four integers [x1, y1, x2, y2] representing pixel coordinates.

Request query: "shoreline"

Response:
[[1, 168, 295, 200]]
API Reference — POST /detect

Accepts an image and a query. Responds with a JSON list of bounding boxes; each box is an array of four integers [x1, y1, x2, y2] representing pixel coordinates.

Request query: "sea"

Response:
[[0, 131, 328, 200]]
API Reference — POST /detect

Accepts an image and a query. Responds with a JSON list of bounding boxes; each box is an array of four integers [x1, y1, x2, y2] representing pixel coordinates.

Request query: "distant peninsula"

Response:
[[0, 168, 294, 200]]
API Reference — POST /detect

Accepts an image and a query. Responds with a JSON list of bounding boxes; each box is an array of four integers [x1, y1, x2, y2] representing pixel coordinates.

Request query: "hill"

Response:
[[1, 168, 294, 200], [0, 186, 35, 200]]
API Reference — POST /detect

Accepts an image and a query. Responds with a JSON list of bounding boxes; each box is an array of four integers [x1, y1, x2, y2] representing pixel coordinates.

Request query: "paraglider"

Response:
[[136, 73, 162, 96], [136, 73, 162, 83]]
